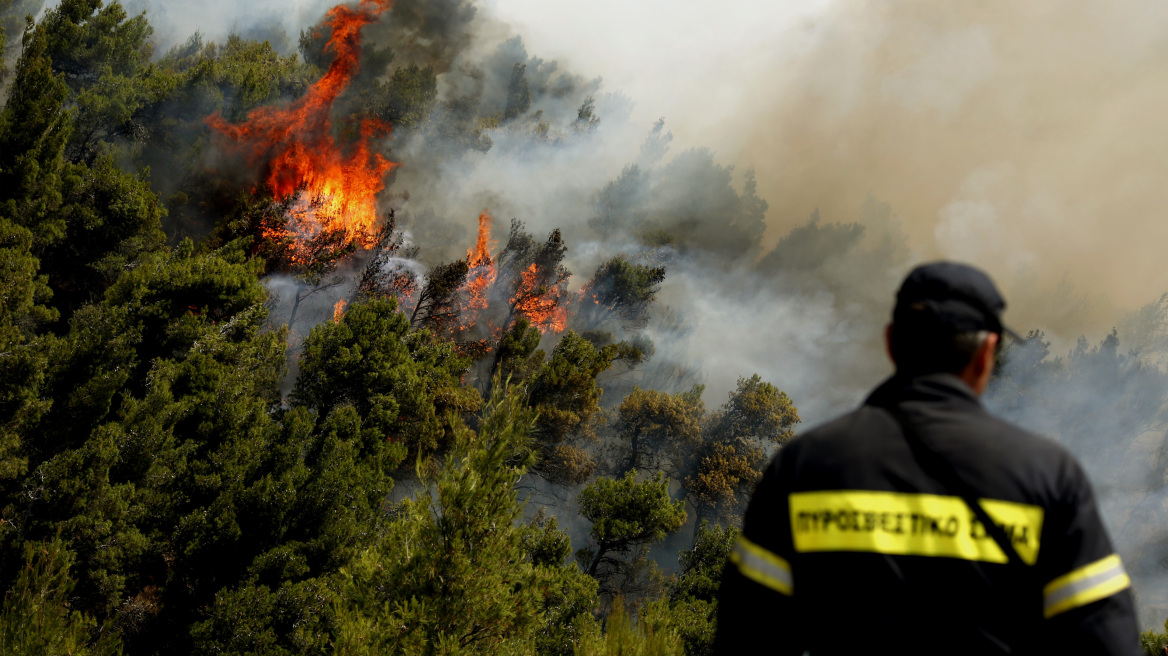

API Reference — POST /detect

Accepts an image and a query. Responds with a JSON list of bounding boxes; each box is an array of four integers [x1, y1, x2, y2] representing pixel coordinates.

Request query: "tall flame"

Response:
[[207, 0, 397, 250], [333, 298, 347, 323], [464, 210, 496, 314]]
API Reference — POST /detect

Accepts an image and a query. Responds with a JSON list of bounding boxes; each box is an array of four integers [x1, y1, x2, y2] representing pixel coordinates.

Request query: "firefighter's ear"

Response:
[[980, 332, 1000, 370], [965, 332, 999, 395]]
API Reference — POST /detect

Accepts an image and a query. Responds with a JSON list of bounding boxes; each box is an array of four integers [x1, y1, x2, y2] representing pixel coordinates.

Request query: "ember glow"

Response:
[[512, 263, 569, 334], [206, 0, 397, 252]]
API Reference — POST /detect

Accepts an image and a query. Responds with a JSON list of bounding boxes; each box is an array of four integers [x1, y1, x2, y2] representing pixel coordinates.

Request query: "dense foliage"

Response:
[[0, 1, 794, 653]]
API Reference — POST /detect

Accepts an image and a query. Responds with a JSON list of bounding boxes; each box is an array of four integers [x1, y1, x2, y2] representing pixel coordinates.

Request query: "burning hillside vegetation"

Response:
[[5, 0, 1168, 652]]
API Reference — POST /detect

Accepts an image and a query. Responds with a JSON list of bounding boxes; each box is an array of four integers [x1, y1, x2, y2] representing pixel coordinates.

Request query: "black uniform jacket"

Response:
[[714, 373, 1140, 655]]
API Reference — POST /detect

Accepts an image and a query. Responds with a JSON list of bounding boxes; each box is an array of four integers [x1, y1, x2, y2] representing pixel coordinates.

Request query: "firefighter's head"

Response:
[[885, 262, 1017, 394]]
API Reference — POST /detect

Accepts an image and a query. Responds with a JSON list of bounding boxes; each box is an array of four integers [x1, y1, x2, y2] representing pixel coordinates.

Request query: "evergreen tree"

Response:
[[291, 297, 482, 468], [0, 539, 121, 656], [588, 165, 649, 238], [528, 332, 621, 445], [685, 375, 799, 523], [494, 317, 545, 384], [44, 153, 166, 315], [666, 521, 735, 656], [0, 218, 56, 482], [409, 259, 469, 332], [577, 256, 666, 334], [576, 471, 686, 592], [0, 240, 407, 653], [361, 63, 439, 129], [526, 332, 637, 486], [572, 596, 682, 656], [614, 386, 704, 475], [503, 62, 531, 122], [0, 13, 71, 244], [705, 374, 799, 444], [646, 149, 768, 259], [335, 382, 599, 655]]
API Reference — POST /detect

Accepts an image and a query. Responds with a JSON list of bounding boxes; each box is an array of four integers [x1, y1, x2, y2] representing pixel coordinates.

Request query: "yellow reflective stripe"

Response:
[[789, 490, 1043, 564], [1043, 554, 1130, 618], [730, 535, 793, 596]]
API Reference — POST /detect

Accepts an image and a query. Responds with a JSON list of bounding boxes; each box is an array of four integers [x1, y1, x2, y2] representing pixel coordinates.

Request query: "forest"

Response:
[[4, 0, 1168, 654]]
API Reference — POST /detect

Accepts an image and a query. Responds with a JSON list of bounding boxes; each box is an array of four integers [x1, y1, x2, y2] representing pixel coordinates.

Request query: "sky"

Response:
[[483, 0, 833, 167], [488, 0, 1168, 337]]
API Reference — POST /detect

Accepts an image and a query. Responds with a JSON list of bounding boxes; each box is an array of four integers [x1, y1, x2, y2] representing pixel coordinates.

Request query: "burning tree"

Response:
[[462, 210, 498, 323], [206, 0, 397, 256], [0, 0, 826, 648], [268, 195, 360, 332], [493, 219, 572, 337], [0, 0, 826, 653], [353, 210, 420, 311]]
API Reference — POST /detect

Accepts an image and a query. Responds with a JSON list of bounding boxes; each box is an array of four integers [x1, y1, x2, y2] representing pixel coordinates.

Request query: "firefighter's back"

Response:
[[772, 375, 1078, 653], [714, 263, 1139, 655]]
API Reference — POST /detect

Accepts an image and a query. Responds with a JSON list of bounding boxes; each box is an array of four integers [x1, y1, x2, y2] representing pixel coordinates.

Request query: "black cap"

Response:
[[893, 262, 1019, 339]]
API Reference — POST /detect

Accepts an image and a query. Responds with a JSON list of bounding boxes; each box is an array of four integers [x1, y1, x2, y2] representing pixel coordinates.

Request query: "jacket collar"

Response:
[[864, 372, 982, 410]]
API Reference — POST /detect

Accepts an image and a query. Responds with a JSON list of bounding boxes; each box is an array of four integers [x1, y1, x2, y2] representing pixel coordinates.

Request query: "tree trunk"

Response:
[[288, 285, 306, 332], [586, 543, 609, 577]]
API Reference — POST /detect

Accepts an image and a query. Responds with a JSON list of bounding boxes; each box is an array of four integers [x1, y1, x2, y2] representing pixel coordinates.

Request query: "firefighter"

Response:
[[713, 262, 1140, 655]]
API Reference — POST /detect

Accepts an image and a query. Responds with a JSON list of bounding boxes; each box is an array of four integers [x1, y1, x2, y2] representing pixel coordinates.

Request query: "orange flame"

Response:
[[453, 211, 567, 337], [576, 281, 600, 305], [333, 298, 347, 323], [512, 263, 568, 334], [207, 0, 397, 251], [463, 210, 497, 314]]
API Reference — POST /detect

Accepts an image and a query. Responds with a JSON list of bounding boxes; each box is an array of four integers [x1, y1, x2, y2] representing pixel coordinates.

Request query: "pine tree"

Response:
[[335, 382, 599, 655], [576, 256, 666, 334], [572, 596, 682, 656], [685, 375, 799, 523], [576, 471, 686, 592], [666, 521, 735, 656], [0, 218, 56, 482], [0, 539, 122, 656], [614, 386, 704, 476], [0, 14, 72, 244], [291, 297, 482, 467]]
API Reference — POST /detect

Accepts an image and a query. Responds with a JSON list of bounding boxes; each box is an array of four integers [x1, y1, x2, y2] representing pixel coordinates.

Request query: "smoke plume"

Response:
[[740, 1, 1168, 330]]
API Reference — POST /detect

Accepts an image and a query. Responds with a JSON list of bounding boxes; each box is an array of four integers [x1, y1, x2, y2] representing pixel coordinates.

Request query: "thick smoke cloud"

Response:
[[740, 1, 1168, 337]]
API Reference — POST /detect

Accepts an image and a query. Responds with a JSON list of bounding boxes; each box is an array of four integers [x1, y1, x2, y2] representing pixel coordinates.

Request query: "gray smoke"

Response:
[[986, 308, 1168, 627]]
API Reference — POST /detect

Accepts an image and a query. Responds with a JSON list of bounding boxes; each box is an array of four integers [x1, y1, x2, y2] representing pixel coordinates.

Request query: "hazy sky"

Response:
[[483, 0, 833, 159], [489, 0, 1168, 331]]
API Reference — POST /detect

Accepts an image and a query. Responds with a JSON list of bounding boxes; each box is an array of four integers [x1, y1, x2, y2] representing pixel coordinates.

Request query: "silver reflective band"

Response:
[[730, 535, 793, 596], [1043, 554, 1130, 618]]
